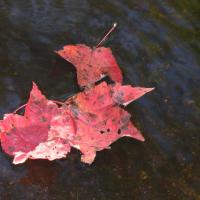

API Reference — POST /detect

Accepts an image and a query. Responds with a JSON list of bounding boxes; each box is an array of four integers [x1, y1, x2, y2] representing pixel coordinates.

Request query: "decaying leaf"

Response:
[[112, 83, 154, 106], [0, 38, 154, 165], [56, 44, 123, 87], [65, 82, 153, 164], [0, 83, 75, 164]]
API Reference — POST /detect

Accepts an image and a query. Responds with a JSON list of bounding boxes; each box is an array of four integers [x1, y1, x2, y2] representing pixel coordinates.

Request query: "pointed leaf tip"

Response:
[[112, 85, 154, 106]]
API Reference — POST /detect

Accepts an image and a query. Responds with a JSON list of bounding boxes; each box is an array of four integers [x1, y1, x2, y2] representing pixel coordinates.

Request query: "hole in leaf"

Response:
[[40, 116, 47, 122], [107, 128, 110, 132], [8, 146, 15, 152], [100, 130, 104, 134], [6, 132, 11, 136]]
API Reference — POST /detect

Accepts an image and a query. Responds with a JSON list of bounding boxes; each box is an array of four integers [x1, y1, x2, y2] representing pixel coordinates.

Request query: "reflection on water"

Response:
[[0, 0, 199, 199]]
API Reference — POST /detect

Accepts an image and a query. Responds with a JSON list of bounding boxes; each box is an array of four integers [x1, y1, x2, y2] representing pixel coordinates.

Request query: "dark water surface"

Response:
[[0, 1, 199, 199]]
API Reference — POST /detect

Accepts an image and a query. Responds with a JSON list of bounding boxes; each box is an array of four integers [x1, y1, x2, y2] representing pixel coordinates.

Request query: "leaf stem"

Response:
[[13, 104, 27, 114], [51, 100, 65, 105], [13, 100, 65, 114], [96, 22, 118, 48]]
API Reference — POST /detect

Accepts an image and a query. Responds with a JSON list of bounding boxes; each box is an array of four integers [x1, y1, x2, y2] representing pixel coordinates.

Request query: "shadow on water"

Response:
[[0, 0, 199, 199]]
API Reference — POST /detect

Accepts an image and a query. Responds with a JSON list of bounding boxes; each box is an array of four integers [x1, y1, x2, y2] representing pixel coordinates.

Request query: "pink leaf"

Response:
[[65, 82, 152, 164], [56, 44, 123, 87], [112, 84, 154, 106], [0, 83, 75, 164]]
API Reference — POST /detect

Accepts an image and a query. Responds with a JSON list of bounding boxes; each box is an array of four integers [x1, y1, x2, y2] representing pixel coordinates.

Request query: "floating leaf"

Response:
[[56, 44, 123, 87], [65, 82, 153, 164], [0, 35, 154, 165], [0, 83, 75, 164]]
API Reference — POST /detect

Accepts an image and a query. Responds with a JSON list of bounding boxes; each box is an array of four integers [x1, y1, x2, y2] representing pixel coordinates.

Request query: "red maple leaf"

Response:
[[56, 44, 123, 87], [65, 82, 153, 164], [0, 24, 154, 165], [0, 83, 75, 164]]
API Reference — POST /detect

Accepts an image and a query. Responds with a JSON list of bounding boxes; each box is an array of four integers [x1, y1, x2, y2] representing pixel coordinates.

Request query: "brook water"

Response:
[[0, 1, 199, 199]]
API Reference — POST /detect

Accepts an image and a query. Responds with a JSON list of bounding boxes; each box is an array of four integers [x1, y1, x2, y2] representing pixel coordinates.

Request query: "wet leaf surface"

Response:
[[0, 0, 199, 199], [0, 83, 75, 164], [65, 82, 152, 163], [56, 44, 123, 87]]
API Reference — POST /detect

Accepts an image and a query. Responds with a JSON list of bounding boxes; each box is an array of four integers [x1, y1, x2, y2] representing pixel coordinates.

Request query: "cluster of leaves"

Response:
[[0, 43, 153, 165]]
